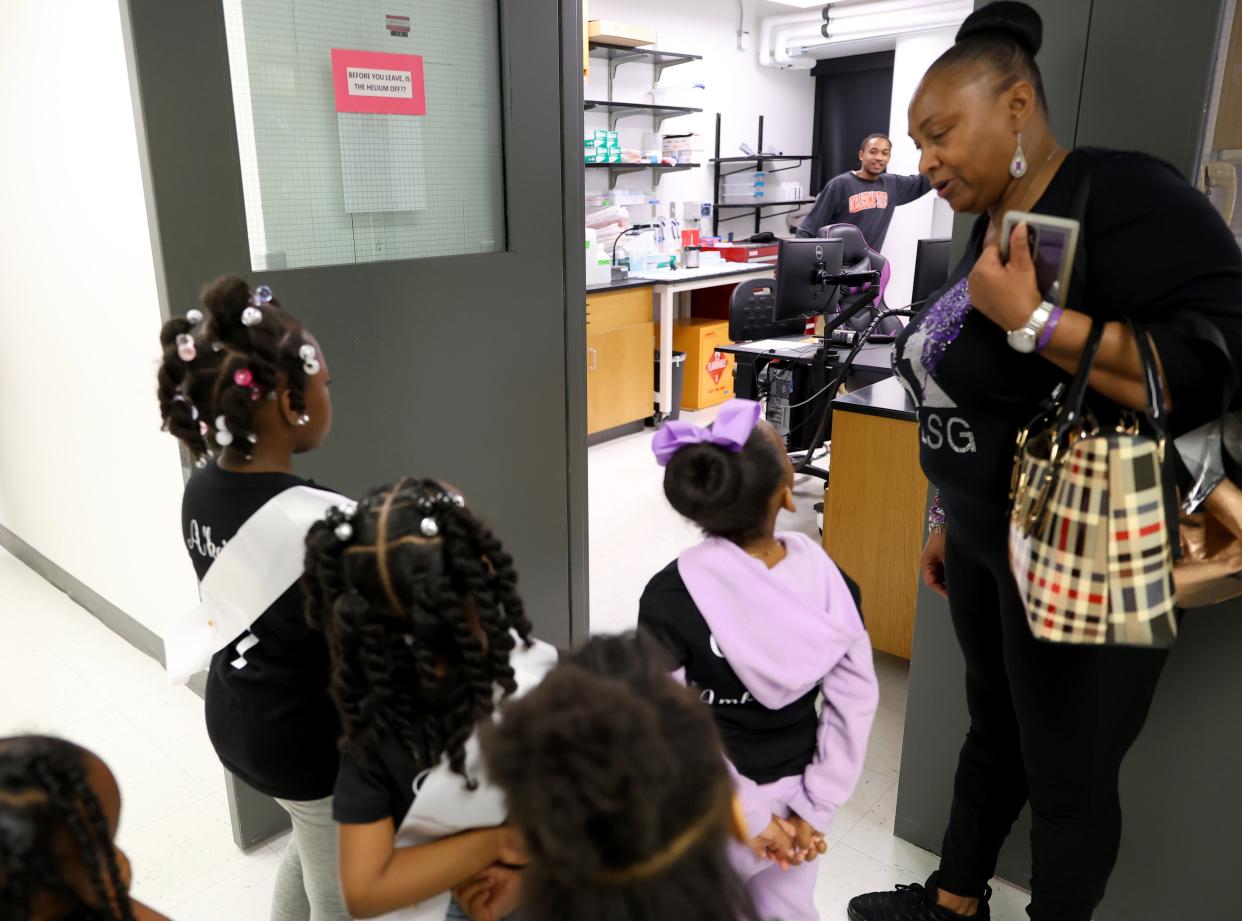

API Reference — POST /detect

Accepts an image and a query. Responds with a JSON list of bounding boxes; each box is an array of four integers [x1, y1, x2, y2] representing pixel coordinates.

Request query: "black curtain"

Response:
[[810, 52, 895, 195]]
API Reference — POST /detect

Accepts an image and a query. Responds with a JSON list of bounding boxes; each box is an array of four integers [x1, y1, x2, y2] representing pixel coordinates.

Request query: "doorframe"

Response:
[[118, 0, 589, 846], [560, 0, 589, 643]]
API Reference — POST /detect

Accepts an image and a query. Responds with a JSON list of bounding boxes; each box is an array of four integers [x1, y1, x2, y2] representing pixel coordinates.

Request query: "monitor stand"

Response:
[[785, 270, 881, 482]]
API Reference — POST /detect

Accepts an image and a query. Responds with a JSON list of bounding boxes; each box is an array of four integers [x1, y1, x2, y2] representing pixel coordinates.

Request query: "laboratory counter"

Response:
[[586, 264, 780, 436], [585, 277, 656, 294], [822, 377, 925, 660], [832, 374, 917, 423]]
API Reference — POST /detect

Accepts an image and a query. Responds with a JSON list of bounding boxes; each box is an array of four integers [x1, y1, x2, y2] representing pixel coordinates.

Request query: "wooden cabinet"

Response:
[[823, 400, 927, 660], [586, 287, 654, 435]]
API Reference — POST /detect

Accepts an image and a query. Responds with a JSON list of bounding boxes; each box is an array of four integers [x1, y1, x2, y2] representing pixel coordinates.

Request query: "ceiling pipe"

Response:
[[759, 11, 822, 67], [758, 4, 846, 67], [774, 23, 834, 66], [803, 19, 966, 53]]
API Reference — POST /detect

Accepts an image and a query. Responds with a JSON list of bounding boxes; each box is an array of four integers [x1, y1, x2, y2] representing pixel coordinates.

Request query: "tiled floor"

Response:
[[0, 416, 1030, 918]]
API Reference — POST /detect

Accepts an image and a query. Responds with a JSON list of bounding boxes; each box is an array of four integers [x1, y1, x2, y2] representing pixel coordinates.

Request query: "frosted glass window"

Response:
[[222, 0, 506, 270]]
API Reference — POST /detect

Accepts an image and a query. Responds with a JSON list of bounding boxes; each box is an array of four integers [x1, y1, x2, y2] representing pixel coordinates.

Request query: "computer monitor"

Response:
[[773, 238, 845, 323], [911, 237, 951, 307]]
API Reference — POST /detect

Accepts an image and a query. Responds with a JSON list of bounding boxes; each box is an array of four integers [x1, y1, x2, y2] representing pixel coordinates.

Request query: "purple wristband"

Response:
[[1035, 305, 1064, 353]]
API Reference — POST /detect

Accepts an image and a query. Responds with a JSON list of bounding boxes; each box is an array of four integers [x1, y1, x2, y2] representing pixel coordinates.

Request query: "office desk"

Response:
[[720, 337, 894, 389], [821, 377, 926, 659], [628, 264, 777, 419]]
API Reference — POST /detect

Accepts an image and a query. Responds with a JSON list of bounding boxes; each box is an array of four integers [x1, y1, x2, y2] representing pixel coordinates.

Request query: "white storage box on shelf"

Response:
[[722, 170, 767, 204], [662, 132, 706, 165], [768, 181, 805, 202]]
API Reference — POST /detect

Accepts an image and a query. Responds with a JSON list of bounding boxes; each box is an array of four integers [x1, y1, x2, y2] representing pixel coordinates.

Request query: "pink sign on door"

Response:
[[331, 49, 426, 116]]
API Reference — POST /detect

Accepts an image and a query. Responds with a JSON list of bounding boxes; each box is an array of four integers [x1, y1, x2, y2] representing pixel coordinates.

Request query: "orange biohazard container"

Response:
[[657, 319, 736, 410]]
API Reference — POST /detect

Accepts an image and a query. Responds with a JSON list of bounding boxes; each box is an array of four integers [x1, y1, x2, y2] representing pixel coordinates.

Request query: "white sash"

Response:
[[375, 636, 559, 921], [166, 485, 350, 684]]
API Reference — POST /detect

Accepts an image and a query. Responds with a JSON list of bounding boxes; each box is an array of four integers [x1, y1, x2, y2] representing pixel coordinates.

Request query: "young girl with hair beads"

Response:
[[476, 631, 763, 921], [0, 735, 172, 921], [301, 477, 557, 921], [638, 399, 881, 921], [156, 277, 350, 921]]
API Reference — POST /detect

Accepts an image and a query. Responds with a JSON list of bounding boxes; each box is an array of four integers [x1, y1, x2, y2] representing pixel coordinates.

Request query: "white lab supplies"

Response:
[[662, 132, 706, 164], [585, 228, 613, 284], [586, 205, 629, 228]]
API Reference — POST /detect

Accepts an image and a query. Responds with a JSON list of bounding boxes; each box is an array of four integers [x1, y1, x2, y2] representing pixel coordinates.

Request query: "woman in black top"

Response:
[[157, 278, 348, 921], [848, 5, 1242, 921]]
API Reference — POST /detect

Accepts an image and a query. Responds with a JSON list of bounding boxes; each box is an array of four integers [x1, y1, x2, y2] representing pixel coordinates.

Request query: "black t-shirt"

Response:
[[893, 148, 1242, 549], [333, 738, 423, 826], [638, 561, 863, 785], [181, 462, 340, 801]]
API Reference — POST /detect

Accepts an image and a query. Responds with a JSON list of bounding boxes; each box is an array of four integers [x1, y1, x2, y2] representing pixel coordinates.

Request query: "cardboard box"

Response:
[[659, 319, 736, 410], [588, 19, 656, 48]]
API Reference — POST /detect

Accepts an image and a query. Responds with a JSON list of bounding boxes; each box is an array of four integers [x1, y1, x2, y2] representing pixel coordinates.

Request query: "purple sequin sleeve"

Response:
[[920, 278, 972, 376]]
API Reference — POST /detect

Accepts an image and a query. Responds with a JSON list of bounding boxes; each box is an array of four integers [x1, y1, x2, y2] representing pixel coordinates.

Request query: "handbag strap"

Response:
[[1128, 319, 1171, 445], [1057, 319, 1107, 442]]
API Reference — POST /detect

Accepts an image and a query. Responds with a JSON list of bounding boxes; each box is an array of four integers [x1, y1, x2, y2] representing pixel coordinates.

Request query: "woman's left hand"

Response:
[[968, 222, 1042, 332]]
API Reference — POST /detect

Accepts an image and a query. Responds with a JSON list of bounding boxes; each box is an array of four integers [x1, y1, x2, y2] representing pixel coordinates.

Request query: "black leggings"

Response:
[[938, 535, 1167, 921]]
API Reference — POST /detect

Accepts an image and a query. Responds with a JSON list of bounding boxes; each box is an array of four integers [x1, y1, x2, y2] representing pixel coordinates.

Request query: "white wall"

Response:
[[881, 27, 959, 308], [585, 0, 817, 236], [0, 0, 199, 638]]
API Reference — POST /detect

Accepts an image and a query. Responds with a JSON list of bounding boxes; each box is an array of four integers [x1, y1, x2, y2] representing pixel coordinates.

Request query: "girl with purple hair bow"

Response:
[[641, 400, 879, 921]]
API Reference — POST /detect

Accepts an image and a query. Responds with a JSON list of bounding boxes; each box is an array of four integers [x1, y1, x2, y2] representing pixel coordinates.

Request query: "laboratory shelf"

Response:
[[714, 199, 818, 207], [710, 155, 814, 163], [588, 42, 701, 82], [585, 161, 701, 189], [584, 99, 702, 131]]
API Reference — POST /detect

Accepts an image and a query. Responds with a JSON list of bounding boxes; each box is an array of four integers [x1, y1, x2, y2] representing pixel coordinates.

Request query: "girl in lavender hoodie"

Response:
[[638, 399, 880, 921]]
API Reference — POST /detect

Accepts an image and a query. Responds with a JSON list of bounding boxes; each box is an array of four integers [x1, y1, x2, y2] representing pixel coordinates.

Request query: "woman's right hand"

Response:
[[921, 529, 948, 599]]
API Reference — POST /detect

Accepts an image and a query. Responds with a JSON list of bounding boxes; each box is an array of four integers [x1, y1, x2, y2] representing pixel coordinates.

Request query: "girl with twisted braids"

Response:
[[302, 478, 557, 921], [156, 277, 350, 921], [472, 632, 763, 921], [0, 735, 172, 921]]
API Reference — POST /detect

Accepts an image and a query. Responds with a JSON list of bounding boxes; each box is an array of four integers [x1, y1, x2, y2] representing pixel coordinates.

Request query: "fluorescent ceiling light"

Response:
[[764, 0, 827, 8], [830, 0, 967, 18], [825, 3, 971, 35]]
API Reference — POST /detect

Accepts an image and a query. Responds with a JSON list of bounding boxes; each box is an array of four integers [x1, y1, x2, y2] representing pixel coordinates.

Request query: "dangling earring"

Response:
[[1010, 133, 1028, 178]]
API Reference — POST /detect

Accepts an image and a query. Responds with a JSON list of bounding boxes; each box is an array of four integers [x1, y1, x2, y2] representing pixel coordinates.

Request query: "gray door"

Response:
[[124, 0, 586, 845]]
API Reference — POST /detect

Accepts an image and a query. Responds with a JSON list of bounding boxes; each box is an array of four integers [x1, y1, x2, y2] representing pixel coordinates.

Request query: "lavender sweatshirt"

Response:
[[675, 532, 879, 834]]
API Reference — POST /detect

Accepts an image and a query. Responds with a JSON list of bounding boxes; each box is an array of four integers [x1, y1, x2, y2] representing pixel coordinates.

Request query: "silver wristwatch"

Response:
[[1006, 301, 1055, 353]]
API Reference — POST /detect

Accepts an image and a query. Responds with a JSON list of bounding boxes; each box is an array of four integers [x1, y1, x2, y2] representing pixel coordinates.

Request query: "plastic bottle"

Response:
[[585, 227, 611, 285]]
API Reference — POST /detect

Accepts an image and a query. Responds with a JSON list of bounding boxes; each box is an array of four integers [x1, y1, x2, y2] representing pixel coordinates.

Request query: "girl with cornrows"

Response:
[[302, 478, 557, 921], [478, 632, 765, 921], [0, 735, 172, 921], [156, 277, 350, 921]]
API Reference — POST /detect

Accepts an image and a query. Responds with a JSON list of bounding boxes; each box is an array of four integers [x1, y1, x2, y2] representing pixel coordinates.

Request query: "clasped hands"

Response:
[[452, 827, 527, 921], [751, 813, 827, 870]]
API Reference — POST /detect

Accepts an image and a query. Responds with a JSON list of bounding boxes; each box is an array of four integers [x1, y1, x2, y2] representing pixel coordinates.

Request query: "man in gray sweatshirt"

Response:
[[795, 133, 931, 249]]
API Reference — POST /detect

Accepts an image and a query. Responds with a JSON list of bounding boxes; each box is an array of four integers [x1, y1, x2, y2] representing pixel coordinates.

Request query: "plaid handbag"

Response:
[[1008, 320, 1178, 647]]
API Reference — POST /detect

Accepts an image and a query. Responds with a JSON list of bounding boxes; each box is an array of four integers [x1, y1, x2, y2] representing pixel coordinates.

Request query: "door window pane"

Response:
[[222, 0, 506, 270]]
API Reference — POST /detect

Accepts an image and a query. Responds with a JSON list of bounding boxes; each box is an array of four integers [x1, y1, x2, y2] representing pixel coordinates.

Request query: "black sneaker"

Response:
[[847, 873, 991, 921]]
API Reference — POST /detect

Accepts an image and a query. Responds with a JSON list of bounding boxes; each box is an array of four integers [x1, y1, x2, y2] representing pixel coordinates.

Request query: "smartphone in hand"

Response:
[[999, 211, 1080, 305]]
